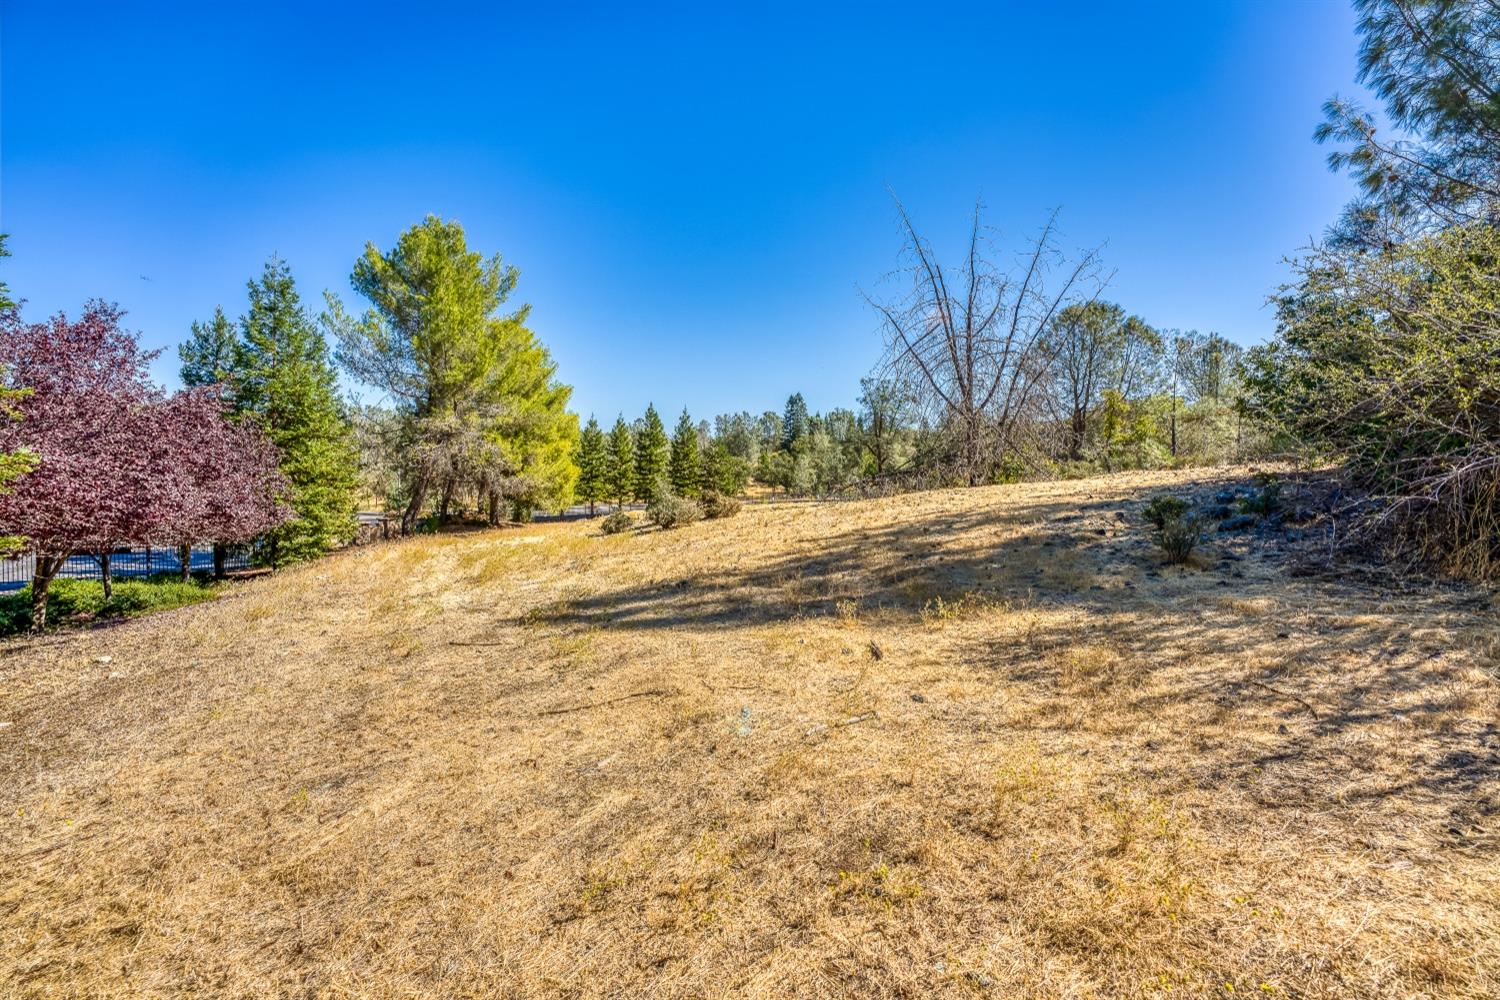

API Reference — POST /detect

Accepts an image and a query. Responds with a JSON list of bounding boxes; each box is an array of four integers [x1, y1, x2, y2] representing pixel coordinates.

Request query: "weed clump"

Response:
[[1158, 514, 1201, 564], [647, 493, 703, 529], [1143, 494, 1190, 529], [701, 491, 742, 519], [600, 511, 634, 535], [1238, 475, 1282, 516]]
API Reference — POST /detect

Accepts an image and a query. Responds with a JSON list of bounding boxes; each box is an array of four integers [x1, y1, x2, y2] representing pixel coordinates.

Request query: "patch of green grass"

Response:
[[0, 574, 224, 636]]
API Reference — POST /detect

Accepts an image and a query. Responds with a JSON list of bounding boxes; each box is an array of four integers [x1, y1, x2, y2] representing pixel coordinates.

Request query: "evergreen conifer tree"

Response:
[[701, 437, 724, 495], [668, 408, 702, 496], [333, 217, 578, 529], [179, 306, 240, 392], [236, 256, 359, 566], [633, 403, 668, 501], [781, 392, 809, 450], [606, 415, 635, 507], [575, 415, 607, 515], [701, 437, 747, 495]]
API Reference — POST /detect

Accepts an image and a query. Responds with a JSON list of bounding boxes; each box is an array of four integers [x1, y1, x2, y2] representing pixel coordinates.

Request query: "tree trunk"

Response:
[[487, 492, 500, 526], [100, 551, 113, 601], [213, 543, 227, 580], [402, 476, 429, 535], [30, 555, 64, 632], [178, 543, 191, 582], [965, 419, 983, 487], [1170, 398, 1179, 459], [1068, 409, 1087, 462]]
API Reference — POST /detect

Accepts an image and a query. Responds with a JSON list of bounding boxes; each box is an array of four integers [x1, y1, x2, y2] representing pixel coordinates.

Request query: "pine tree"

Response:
[[180, 304, 254, 576], [781, 392, 809, 450], [179, 306, 240, 392], [606, 415, 635, 506], [701, 437, 724, 496], [575, 416, 607, 515], [633, 403, 668, 501], [701, 437, 747, 495], [333, 216, 578, 529], [668, 408, 702, 497], [236, 256, 359, 566]]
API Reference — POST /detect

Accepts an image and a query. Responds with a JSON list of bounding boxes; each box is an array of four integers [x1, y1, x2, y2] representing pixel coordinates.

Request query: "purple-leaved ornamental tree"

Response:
[[153, 388, 288, 581], [0, 303, 289, 629], [0, 303, 164, 627]]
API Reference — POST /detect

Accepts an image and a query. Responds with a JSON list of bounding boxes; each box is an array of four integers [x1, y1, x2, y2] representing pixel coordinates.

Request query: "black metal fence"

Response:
[[0, 545, 255, 591]]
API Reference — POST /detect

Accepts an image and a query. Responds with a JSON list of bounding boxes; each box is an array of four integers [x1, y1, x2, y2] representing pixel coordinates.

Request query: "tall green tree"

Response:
[[1317, 0, 1500, 241], [668, 408, 702, 496], [332, 216, 578, 529], [1176, 331, 1243, 405], [781, 392, 809, 450], [857, 376, 915, 476], [180, 303, 253, 577], [575, 416, 607, 515], [701, 437, 748, 495], [237, 257, 359, 565], [606, 415, 635, 507], [1044, 302, 1159, 461], [179, 306, 240, 391], [633, 403, 668, 501]]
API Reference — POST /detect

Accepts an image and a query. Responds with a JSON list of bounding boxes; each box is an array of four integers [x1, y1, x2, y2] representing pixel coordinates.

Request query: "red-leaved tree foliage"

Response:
[[0, 303, 288, 629], [153, 388, 287, 580]]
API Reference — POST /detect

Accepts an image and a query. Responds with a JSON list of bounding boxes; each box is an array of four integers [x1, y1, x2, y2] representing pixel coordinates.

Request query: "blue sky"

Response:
[[2, 1, 1361, 422]]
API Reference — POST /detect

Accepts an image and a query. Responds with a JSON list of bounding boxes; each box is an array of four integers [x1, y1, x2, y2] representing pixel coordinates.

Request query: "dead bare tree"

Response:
[[869, 198, 1103, 485]]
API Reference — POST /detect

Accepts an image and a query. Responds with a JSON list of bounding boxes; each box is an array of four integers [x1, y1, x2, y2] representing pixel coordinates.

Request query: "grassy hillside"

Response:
[[3, 468, 1497, 998]]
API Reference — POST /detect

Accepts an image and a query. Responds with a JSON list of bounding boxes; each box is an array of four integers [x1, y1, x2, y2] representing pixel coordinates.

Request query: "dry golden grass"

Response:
[[3, 467, 1499, 998]]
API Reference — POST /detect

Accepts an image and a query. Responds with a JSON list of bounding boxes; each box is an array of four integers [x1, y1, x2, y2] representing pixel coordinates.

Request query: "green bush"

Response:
[[600, 511, 634, 535], [1143, 494, 1190, 529], [646, 493, 703, 529], [0, 574, 222, 636], [700, 491, 742, 519], [1238, 475, 1282, 516], [1246, 222, 1500, 579], [1158, 515, 1201, 564]]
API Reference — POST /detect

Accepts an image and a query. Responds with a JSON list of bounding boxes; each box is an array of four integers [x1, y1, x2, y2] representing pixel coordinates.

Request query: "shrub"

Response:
[[1143, 494, 1190, 529], [1158, 514, 1201, 564], [600, 511, 633, 535], [700, 491, 742, 519], [1238, 475, 1282, 516], [0, 574, 221, 636], [1246, 222, 1500, 578], [509, 497, 536, 523], [647, 493, 703, 529]]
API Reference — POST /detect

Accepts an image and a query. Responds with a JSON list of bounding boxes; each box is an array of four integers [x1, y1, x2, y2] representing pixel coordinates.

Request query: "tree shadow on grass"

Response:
[[530, 471, 1500, 846], [542, 493, 1151, 631]]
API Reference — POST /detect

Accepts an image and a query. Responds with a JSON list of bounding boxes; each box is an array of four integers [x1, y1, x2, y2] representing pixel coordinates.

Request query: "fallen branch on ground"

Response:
[[1245, 679, 1319, 719], [805, 711, 879, 738], [539, 688, 677, 716], [699, 679, 771, 693]]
